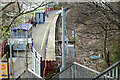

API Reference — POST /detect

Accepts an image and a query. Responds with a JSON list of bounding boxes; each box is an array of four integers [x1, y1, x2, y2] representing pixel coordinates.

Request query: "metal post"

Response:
[[72, 65, 74, 79], [25, 24, 28, 79], [32, 51, 35, 72], [74, 30, 75, 49], [17, 43, 18, 58], [34, 52, 36, 73], [105, 72, 107, 80], [7, 52, 9, 79], [60, 6, 65, 72], [109, 71, 111, 80], [40, 57, 42, 77], [75, 65, 77, 79], [32, 52, 34, 71], [112, 68, 114, 79], [10, 26, 12, 75], [116, 66, 119, 80]]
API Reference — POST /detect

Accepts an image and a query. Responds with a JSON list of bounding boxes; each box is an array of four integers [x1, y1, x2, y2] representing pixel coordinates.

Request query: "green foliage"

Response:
[[1, 53, 7, 61], [15, 12, 34, 26], [2, 36, 8, 39], [2, 32, 10, 39], [56, 5, 61, 8], [37, 8, 45, 11], [1, 26, 10, 39], [110, 42, 120, 62]]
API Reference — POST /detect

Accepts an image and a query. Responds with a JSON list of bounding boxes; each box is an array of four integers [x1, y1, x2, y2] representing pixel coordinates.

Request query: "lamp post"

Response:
[[56, 6, 65, 71], [9, 18, 13, 76]]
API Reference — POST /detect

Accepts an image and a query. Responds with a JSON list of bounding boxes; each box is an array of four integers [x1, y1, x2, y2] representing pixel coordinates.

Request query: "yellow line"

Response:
[[41, 24, 49, 49], [41, 14, 56, 49]]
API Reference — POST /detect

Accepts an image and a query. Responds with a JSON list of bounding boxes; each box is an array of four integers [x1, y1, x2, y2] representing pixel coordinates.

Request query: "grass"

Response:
[[1, 53, 7, 61]]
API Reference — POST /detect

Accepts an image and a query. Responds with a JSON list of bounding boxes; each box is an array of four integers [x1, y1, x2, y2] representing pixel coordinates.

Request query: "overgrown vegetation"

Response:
[[110, 42, 120, 63]]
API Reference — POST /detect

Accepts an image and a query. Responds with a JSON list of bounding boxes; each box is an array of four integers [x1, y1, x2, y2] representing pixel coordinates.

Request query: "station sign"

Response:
[[0, 62, 8, 79]]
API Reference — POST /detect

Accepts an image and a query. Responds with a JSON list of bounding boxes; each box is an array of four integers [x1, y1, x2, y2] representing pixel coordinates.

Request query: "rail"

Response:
[[93, 61, 120, 80]]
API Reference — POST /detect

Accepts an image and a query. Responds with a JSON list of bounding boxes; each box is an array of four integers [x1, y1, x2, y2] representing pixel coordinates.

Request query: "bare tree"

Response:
[[0, 1, 53, 38]]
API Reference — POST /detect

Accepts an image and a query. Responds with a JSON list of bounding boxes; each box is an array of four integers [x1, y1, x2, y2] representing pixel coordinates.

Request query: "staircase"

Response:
[[93, 61, 120, 80], [51, 61, 120, 80]]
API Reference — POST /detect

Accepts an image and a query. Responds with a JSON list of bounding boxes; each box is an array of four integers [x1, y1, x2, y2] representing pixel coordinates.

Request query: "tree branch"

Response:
[[0, 2, 53, 38], [91, 2, 120, 31], [17, 1, 21, 13], [23, 2, 53, 15], [0, 2, 15, 12]]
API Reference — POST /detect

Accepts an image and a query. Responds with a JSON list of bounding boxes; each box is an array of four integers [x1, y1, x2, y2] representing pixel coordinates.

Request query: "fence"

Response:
[[31, 47, 42, 77], [31, 47, 58, 78], [45, 7, 62, 14]]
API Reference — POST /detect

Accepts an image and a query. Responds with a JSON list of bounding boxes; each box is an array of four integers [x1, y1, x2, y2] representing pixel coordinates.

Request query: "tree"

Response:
[[64, 2, 120, 70], [0, 1, 53, 78], [0, 1, 53, 38]]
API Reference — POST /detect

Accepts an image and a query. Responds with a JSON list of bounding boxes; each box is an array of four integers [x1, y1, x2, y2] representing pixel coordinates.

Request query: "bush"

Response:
[[110, 42, 120, 63]]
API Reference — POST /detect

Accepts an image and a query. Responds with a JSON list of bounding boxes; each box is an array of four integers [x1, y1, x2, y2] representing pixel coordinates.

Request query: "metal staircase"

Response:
[[51, 61, 120, 80], [52, 62, 100, 79]]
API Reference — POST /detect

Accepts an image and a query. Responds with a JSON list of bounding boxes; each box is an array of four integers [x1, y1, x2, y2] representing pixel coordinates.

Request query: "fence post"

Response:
[[72, 65, 74, 78], [116, 66, 119, 80], [32, 52, 34, 71], [7, 52, 9, 79], [34, 52, 36, 73], [75, 65, 77, 79], [40, 57, 42, 77]]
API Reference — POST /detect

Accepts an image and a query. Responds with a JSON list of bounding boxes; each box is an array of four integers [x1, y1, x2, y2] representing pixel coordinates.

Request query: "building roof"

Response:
[[35, 10, 45, 13], [11, 23, 32, 32]]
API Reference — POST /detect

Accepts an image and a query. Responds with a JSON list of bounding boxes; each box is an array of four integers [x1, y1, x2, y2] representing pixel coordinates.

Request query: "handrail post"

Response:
[[72, 65, 74, 78], [109, 71, 111, 80], [40, 57, 42, 77], [112, 68, 114, 79], [105, 72, 107, 80], [75, 65, 77, 79], [116, 66, 119, 80]]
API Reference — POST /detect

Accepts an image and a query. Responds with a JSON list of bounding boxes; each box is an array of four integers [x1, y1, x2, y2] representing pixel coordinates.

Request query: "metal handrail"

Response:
[[93, 61, 120, 80], [28, 68, 44, 80], [73, 62, 100, 74]]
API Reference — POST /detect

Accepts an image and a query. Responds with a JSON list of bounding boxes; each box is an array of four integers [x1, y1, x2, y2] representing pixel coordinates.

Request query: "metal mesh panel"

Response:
[[53, 63, 99, 79]]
